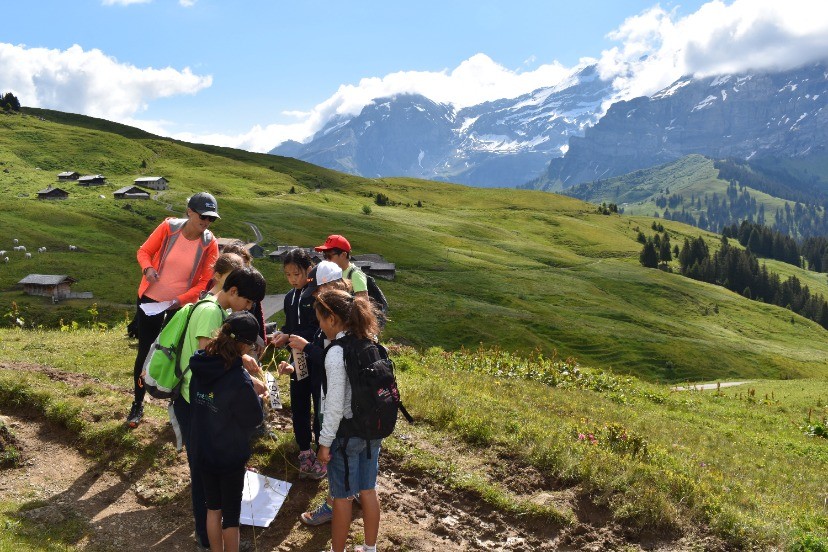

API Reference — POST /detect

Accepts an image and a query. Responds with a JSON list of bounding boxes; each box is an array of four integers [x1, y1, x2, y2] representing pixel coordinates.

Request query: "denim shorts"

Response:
[[327, 437, 381, 499]]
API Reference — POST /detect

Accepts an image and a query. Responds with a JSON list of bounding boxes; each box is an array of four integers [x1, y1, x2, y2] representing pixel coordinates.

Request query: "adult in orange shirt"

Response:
[[128, 192, 221, 428]]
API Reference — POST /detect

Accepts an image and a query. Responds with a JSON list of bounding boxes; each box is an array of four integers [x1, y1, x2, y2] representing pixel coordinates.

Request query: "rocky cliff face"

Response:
[[538, 63, 828, 190], [270, 65, 613, 187]]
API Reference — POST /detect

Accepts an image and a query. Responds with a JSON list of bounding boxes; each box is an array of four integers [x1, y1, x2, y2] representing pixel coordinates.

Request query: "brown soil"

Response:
[[0, 362, 729, 551]]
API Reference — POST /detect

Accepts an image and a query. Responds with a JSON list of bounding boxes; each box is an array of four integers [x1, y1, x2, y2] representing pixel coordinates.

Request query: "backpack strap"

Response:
[[173, 298, 223, 379]]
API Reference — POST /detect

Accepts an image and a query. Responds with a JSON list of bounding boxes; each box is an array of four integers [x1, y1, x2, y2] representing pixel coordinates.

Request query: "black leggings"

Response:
[[289, 373, 321, 450], [132, 296, 178, 404], [202, 466, 246, 529]]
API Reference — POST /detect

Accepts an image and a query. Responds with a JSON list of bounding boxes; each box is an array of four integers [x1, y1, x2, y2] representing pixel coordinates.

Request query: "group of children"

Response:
[[136, 226, 386, 552]]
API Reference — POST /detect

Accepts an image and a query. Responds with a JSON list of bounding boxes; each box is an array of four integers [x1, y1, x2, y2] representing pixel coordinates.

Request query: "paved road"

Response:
[[244, 222, 263, 244]]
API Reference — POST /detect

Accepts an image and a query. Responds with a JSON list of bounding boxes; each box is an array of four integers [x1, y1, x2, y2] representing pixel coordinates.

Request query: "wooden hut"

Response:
[[57, 171, 80, 181], [78, 174, 106, 186], [113, 185, 150, 200], [134, 176, 168, 190], [36, 186, 69, 200], [18, 274, 77, 299]]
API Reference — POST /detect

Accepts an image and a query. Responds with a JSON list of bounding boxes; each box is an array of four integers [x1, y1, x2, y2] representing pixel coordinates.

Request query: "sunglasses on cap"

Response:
[[199, 214, 218, 222]]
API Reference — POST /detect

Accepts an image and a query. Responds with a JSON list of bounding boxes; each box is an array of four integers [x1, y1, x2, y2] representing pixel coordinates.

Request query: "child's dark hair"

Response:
[[221, 240, 253, 265], [314, 289, 379, 339], [205, 323, 246, 368], [213, 252, 245, 276], [283, 248, 314, 270], [223, 266, 266, 303]]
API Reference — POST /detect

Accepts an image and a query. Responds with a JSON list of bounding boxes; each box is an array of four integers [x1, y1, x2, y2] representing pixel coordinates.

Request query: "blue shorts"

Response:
[[327, 437, 381, 499]]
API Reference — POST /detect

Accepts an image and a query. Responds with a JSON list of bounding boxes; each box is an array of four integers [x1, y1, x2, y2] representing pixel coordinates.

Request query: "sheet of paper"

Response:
[[239, 471, 292, 527], [139, 300, 175, 316]]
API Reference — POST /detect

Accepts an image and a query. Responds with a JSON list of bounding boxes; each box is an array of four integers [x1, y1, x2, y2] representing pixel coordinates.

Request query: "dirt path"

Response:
[[671, 381, 751, 391], [0, 362, 728, 551]]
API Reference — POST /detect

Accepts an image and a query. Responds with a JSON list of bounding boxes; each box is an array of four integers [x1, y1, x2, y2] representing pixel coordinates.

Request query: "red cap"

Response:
[[314, 234, 351, 252]]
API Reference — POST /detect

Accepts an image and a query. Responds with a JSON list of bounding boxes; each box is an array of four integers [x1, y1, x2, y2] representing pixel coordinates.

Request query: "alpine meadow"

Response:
[[1, 108, 828, 550]]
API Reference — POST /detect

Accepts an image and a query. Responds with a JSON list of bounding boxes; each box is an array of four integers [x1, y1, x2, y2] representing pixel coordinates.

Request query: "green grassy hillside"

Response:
[[1, 110, 828, 382]]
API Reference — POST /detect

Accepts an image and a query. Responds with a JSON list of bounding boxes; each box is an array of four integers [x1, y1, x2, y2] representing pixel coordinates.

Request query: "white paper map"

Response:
[[239, 470, 292, 527], [139, 300, 175, 316]]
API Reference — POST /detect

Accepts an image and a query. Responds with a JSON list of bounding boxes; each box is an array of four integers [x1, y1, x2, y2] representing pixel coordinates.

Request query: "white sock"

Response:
[[361, 545, 377, 552]]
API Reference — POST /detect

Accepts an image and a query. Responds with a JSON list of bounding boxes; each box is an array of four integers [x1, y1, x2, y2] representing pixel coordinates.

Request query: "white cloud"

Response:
[[0, 43, 212, 121], [179, 0, 197, 6], [597, 0, 828, 102]]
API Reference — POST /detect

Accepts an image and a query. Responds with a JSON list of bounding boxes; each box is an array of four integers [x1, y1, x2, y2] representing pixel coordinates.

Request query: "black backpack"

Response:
[[328, 334, 412, 492]]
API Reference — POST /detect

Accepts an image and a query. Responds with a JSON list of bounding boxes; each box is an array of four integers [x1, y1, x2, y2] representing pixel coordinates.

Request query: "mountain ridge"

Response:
[[271, 64, 613, 187]]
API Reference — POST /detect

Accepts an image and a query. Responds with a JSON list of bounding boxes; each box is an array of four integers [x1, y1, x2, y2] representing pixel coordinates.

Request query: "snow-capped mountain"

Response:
[[271, 65, 614, 187], [536, 62, 828, 190]]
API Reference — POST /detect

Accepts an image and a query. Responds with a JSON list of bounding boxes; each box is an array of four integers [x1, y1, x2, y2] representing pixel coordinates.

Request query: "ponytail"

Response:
[[204, 322, 247, 367], [314, 289, 380, 339]]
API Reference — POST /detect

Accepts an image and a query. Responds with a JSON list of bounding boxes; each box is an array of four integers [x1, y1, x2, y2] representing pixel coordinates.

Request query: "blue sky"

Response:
[[3, 0, 826, 151]]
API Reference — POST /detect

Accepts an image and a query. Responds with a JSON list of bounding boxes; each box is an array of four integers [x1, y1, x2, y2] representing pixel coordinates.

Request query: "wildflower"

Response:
[[578, 433, 586, 441]]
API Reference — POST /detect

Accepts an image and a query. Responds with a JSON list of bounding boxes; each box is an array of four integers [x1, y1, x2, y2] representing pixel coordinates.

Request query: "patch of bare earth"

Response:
[[0, 362, 728, 551]]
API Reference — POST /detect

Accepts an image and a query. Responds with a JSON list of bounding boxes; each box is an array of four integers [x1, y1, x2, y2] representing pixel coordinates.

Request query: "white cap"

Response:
[[301, 261, 343, 299]]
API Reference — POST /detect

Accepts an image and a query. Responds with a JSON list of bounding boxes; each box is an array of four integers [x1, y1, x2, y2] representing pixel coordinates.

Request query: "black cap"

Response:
[[188, 191, 220, 218], [224, 311, 260, 345]]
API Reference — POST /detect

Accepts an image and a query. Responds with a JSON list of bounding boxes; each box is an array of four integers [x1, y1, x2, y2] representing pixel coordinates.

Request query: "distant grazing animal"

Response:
[[24, 252, 31, 259], [3, 257, 8, 263], [18, 246, 26, 252], [0, 250, 5, 256], [13, 239, 18, 245], [69, 245, 77, 251], [37, 247, 47, 253], [12, 246, 22, 252]]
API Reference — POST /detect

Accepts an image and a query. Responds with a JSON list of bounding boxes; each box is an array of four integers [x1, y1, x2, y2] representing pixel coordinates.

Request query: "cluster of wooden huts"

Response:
[[37, 172, 169, 201]]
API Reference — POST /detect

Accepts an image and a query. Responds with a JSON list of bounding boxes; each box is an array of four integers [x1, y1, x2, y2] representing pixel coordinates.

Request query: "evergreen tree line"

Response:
[[0, 92, 20, 112], [721, 220, 800, 267], [721, 220, 828, 273], [713, 158, 827, 206], [660, 235, 828, 329], [662, 181, 828, 240]]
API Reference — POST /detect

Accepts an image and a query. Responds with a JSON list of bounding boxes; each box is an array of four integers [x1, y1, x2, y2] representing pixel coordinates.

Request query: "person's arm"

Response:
[[288, 334, 323, 371], [348, 266, 369, 297], [137, 221, 168, 283], [318, 345, 346, 447]]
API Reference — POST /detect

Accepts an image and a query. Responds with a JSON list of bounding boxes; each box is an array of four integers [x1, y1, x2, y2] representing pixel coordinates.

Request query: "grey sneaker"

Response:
[[127, 401, 143, 428]]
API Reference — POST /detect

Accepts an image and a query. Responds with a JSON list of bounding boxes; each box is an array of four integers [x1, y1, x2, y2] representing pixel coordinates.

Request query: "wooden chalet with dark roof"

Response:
[[57, 171, 80, 181], [113, 185, 150, 200], [78, 174, 106, 186], [37, 185, 69, 200], [353, 254, 396, 280]]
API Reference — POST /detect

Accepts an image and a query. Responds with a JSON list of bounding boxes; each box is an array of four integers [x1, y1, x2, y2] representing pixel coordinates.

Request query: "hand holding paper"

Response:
[[139, 300, 176, 316]]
